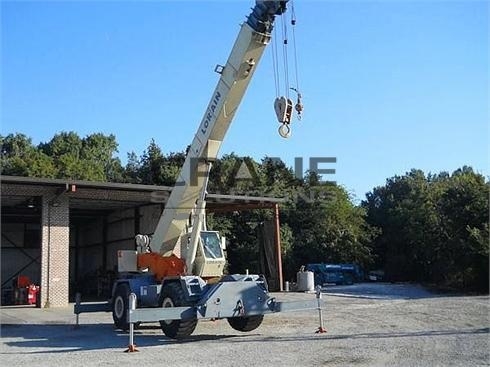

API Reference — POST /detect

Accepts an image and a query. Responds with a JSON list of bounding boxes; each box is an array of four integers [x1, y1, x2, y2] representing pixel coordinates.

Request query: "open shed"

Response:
[[1, 176, 285, 307]]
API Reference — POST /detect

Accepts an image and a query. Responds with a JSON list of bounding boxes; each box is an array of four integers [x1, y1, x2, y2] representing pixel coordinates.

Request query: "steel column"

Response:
[[274, 203, 283, 291]]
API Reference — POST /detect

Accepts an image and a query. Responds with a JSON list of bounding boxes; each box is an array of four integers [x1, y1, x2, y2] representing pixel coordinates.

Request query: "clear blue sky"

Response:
[[2, 0, 488, 201]]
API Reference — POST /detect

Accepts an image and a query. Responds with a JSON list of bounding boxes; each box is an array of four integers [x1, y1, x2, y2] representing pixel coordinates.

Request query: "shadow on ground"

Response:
[[321, 282, 445, 300], [1, 322, 487, 353], [0, 322, 253, 353]]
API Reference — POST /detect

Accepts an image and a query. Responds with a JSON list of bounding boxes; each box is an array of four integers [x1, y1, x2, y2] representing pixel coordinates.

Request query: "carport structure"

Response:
[[1, 176, 285, 308]]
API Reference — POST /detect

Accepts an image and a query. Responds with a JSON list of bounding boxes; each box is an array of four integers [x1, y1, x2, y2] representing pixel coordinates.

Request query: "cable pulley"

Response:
[[270, 0, 303, 138]]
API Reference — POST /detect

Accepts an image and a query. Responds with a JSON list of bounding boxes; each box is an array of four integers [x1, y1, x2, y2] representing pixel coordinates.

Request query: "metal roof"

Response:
[[0, 175, 173, 192], [1, 175, 285, 214]]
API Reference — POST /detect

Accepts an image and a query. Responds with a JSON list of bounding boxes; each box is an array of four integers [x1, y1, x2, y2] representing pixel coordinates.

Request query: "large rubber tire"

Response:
[[159, 282, 197, 339], [112, 283, 130, 331], [227, 315, 264, 332]]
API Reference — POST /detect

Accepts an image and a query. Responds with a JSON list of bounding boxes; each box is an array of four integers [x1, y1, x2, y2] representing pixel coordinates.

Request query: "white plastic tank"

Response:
[[296, 267, 315, 292]]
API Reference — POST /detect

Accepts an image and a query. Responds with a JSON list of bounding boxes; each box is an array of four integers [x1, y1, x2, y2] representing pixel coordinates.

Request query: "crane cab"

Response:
[[184, 231, 226, 278]]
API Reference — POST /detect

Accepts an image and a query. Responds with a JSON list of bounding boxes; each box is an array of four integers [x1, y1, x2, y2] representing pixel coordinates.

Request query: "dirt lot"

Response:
[[1, 283, 488, 366]]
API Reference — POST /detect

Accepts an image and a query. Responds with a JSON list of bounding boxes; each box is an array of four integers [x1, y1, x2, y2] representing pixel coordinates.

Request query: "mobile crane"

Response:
[[76, 0, 316, 340]]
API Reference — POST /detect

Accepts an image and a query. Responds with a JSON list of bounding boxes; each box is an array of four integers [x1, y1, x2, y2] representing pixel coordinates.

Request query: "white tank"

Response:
[[296, 269, 315, 292]]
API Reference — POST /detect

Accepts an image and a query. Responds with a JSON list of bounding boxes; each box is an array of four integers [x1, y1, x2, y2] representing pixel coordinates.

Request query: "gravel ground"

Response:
[[1, 283, 488, 366]]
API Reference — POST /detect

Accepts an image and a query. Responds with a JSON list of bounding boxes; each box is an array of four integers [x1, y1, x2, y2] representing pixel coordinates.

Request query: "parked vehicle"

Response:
[[305, 264, 348, 286], [368, 270, 385, 282]]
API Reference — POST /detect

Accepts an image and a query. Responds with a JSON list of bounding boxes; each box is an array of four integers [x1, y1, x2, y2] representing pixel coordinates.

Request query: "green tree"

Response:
[[434, 167, 489, 290], [138, 139, 185, 186], [39, 131, 82, 158], [364, 167, 489, 291], [124, 151, 142, 183], [81, 133, 123, 182], [364, 169, 441, 281], [37, 131, 123, 181], [1, 133, 56, 177]]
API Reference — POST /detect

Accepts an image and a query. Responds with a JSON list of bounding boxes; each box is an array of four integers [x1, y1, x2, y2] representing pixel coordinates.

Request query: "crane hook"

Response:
[[274, 96, 293, 138], [278, 123, 291, 138]]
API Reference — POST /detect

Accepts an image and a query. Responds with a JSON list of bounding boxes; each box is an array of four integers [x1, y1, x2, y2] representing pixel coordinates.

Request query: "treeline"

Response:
[[1, 132, 488, 292], [363, 168, 489, 291]]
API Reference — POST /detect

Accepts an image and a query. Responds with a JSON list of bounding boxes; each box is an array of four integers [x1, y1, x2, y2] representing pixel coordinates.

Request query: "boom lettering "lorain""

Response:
[[200, 91, 221, 135]]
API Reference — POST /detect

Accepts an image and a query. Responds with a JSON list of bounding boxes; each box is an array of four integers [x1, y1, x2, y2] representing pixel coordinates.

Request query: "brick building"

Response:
[[1, 176, 284, 307]]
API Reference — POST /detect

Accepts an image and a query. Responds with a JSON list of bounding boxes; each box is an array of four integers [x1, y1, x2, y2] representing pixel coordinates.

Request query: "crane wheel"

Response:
[[159, 282, 197, 339], [227, 315, 264, 332], [112, 283, 130, 331], [112, 283, 140, 331]]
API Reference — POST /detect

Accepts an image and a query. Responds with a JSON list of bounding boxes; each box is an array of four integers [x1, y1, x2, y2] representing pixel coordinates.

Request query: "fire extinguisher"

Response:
[[27, 285, 39, 305]]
